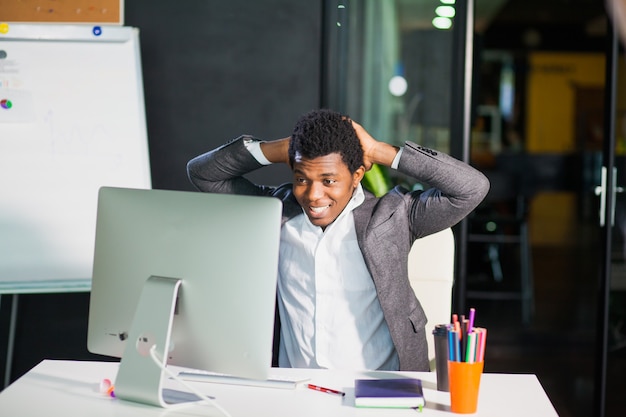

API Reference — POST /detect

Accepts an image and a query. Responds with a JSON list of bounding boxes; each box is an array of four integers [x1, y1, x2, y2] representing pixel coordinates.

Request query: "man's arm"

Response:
[[187, 136, 272, 195], [259, 137, 290, 165], [351, 120, 489, 237], [401, 141, 490, 237]]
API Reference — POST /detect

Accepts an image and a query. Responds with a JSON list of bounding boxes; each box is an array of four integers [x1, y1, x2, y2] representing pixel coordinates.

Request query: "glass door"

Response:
[[597, 21, 626, 417]]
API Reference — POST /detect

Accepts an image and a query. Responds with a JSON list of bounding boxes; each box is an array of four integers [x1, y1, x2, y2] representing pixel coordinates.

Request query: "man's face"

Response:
[[292, 152, 365, 230]]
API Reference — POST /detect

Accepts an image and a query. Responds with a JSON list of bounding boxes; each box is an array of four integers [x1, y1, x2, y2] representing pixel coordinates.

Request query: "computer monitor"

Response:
[[87, 186, 282, 408]]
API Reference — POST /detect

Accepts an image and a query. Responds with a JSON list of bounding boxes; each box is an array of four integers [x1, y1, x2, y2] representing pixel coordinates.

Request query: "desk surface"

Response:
[[0, 360, 558, 416]]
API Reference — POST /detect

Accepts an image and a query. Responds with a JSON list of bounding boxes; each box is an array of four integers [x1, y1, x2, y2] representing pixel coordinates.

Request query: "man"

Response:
[[187, 109, 489, 371]]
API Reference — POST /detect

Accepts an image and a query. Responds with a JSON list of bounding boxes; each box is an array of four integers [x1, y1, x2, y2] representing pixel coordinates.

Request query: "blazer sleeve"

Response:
[[186, 135, 275, 197], [396, 141, 490, 238]]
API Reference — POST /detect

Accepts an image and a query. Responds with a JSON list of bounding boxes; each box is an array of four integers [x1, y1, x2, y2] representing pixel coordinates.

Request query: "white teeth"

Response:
[[310, 206, 329, 213]]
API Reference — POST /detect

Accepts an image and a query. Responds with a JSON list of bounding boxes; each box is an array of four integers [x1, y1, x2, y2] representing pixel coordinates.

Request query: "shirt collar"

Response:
[[351, 183, 365, 209]]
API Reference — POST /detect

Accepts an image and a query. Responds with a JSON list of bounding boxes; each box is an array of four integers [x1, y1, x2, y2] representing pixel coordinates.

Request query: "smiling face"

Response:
[[292, 151, 365, 230]]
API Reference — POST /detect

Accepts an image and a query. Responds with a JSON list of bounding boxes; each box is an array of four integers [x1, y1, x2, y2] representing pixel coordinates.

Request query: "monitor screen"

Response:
[[87, 186, 282, 407]]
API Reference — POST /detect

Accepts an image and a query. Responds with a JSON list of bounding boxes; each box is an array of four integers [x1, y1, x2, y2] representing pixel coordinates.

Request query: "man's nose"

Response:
[[306, 182, 324, 200]]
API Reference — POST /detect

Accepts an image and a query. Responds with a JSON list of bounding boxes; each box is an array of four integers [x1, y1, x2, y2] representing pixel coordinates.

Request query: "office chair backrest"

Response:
[[407, 228, 455, 371]]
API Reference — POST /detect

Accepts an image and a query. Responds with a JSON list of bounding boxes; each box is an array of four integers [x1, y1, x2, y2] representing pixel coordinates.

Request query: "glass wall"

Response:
[[324, 0, 459, 190], [323, 1, 624, 416]]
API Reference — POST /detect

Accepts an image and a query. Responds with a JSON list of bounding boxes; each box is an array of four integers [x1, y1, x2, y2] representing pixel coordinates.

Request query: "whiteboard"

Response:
[[0, 24, 151, 292]]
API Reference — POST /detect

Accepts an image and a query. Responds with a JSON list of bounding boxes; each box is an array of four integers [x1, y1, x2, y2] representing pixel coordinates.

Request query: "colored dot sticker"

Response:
[[0, 99, 12, 110], [0, 23, 9, 34], [92, 26, 102, 36]]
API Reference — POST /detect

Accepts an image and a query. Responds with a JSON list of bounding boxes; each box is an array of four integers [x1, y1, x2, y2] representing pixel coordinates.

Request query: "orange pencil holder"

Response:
[[448, 360, 484, 414]]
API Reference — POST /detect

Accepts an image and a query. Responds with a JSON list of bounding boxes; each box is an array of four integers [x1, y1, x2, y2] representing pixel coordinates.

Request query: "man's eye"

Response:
[[324, 179, 336, 185], [296, 178, 307, 184]]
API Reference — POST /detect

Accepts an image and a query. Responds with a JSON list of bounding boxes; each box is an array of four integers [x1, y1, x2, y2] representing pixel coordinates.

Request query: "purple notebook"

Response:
[[354, 378, 424, 409]]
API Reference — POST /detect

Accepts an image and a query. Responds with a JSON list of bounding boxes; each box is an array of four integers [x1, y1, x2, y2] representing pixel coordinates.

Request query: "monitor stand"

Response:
[[114, 276, 202, 408]]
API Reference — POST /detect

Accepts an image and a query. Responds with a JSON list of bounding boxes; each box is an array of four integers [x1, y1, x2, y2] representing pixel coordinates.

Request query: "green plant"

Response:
[[362, 163, 391, 197]]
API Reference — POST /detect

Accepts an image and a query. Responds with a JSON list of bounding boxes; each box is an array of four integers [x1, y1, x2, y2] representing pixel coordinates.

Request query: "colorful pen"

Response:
[[448, 327, 456, 361], [466, 332, 477, 363], [448, 309, 487, 362], [307, 383, 345, 396], [468, 307, 476, 333]]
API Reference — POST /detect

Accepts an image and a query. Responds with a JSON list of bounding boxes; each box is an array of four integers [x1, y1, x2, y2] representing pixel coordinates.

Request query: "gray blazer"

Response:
[[187, 136, 489, 371]]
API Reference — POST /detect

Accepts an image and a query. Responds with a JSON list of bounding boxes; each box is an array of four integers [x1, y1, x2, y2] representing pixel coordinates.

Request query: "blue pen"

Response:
[[448, 327, 455, 361]]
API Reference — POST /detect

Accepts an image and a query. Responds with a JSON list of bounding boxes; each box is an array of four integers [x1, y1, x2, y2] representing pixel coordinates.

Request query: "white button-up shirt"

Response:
[[245, 140, 400, 370], [277, 185, 398, 370]]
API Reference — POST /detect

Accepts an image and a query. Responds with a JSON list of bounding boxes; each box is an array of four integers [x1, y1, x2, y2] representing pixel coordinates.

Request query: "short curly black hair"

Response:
[[288, 109, 364, 174]]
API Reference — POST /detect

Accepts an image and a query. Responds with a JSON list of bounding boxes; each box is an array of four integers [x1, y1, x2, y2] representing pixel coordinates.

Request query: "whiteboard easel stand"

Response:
[[0, 280, 91, 389], [0, 23, 150, 389]]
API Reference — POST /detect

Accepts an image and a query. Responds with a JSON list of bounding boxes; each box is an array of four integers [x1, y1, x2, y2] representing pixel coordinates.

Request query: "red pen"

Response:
[[307, 383, 345, 396]]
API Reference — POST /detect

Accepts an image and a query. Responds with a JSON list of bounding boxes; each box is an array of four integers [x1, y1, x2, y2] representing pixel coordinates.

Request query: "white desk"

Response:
[[0, 360, 558, 416]]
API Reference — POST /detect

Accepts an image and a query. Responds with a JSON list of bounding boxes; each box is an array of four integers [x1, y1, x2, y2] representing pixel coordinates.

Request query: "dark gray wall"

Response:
[[0, 0, 323, 385], [126, 0, 322, 190]]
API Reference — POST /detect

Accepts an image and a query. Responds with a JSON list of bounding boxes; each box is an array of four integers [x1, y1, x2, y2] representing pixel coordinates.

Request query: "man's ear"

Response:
[[353, 165, 366, 186]]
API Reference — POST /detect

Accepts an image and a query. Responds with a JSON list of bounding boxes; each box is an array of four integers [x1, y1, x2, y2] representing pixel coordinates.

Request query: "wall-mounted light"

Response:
[[388, 62, 408, 97], [389, 75, 408, 97]]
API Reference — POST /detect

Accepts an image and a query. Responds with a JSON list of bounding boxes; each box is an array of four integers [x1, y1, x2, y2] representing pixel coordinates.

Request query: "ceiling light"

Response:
[[436, 6, 456, 18], [432, 17, 452, 30]]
